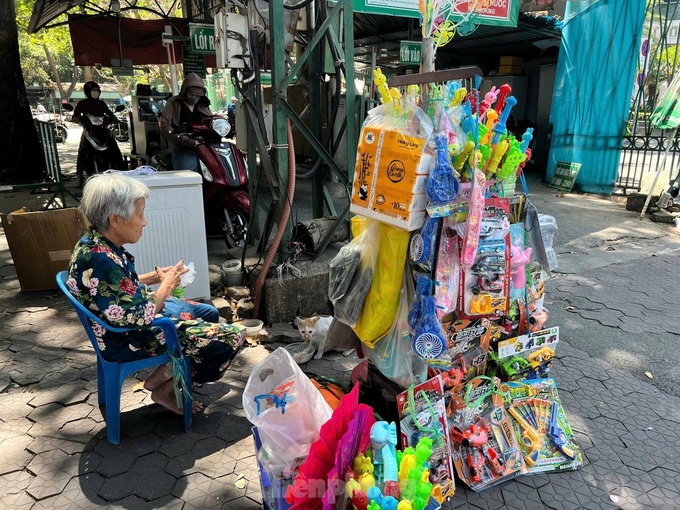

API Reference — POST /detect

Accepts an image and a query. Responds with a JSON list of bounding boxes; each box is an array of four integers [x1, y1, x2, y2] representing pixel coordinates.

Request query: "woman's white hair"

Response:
[[79, 174, 149, 231]]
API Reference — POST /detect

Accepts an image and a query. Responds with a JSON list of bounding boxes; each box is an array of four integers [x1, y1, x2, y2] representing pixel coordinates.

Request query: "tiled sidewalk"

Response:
[[2, 274, 680, 509]]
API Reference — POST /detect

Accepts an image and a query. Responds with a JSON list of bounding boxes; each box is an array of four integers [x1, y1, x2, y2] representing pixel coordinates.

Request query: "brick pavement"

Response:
[[2, 256, 680, 509]]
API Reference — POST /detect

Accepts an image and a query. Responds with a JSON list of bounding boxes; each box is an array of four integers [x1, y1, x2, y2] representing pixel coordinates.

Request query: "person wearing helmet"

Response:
[[159, 73, 212, 171], [73, 81, 125, 187]]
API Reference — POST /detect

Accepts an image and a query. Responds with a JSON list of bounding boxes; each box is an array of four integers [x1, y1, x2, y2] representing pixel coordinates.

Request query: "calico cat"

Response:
[[294, 315, 354, 359]]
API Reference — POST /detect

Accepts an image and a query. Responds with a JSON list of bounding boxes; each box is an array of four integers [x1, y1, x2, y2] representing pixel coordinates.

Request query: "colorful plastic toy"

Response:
[[510, 245, 532, 290], [370, 421, 399, 482], [427, 133, 460, 205]]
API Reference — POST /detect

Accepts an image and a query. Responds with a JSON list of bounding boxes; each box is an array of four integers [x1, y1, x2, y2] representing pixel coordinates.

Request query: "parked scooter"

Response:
[[33, 111, 69, 143], [113, 107, 130, 142], [152, 115, 250, 248]]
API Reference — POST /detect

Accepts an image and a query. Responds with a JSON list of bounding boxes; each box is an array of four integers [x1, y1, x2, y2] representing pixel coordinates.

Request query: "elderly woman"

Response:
[[67, 174, 242, 414]]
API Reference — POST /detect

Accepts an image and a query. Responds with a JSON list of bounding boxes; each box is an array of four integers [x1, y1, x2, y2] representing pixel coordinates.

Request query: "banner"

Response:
[[68, 15, 216, 67]]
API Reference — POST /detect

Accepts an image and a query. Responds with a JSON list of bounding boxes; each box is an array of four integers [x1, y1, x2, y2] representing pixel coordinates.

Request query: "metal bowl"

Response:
[[285, 342, 315, 364]]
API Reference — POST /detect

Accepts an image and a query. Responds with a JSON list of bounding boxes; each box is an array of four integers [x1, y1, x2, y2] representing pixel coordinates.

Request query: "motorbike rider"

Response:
[[73, 81, 125, 187], [159, 73, 212, 172]]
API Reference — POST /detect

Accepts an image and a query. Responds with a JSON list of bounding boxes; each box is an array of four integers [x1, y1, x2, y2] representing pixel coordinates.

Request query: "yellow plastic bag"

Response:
[[352, 220, 410, 347]]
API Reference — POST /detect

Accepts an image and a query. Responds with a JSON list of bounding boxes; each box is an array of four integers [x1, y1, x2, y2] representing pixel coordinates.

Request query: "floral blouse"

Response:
[[68, 228, 188, 361]]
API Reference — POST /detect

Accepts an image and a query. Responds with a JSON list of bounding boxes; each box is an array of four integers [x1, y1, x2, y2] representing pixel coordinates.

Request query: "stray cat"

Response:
[[294, 315, 354, 359]]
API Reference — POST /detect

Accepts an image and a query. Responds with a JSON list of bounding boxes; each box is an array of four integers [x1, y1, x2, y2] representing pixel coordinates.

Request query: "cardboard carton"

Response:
[[1, 208, 89, 291], [351, 125, 432, 231], [500, 56, 523, 67]]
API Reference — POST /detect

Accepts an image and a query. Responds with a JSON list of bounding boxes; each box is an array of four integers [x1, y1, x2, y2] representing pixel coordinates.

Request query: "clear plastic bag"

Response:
[[364, 270, 427, 388], [243, 348, 333, 470]]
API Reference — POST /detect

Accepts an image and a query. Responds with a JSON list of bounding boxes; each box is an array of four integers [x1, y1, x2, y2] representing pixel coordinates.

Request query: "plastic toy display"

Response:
[[244, 71, 586, 509]]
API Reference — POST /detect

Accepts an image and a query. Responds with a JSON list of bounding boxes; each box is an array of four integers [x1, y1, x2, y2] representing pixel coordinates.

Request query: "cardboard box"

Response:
[[500, 56, 523, 67], [499, 64, 523, 75], [1, 208, 88, 291]]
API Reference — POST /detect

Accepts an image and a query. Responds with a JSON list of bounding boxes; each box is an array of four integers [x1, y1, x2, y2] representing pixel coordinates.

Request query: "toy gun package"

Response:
[[501, 378, 583, 473]]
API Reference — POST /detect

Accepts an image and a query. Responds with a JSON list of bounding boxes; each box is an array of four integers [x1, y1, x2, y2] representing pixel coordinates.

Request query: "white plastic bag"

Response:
[[243, 348, 333, 470]]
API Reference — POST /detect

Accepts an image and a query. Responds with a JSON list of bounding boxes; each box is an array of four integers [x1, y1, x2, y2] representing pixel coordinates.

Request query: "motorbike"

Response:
[[34, 112, 69, 143], [152, 115, 250, 248], [113, 106, 130, 142]]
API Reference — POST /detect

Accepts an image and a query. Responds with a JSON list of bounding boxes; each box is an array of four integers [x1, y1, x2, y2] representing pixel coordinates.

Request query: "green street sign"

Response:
[[189, 23, 216, 54], [400, 41, 422, 66]]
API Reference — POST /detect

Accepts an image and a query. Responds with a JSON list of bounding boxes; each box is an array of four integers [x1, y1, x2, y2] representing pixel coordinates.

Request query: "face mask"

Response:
[[186, 96, 199, 105], [90, 91, 100, 99]]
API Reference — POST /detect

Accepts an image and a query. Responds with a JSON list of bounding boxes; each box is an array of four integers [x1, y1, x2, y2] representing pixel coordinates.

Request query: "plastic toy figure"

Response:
[[471, 274, 504, 295]]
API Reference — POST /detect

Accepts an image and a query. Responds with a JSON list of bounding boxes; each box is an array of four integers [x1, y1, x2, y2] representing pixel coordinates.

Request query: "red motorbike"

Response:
[[154, 115, 250, 248]]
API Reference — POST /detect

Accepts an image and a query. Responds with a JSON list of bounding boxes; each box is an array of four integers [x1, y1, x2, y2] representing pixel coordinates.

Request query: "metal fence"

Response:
[[617, 0, 680, 194]]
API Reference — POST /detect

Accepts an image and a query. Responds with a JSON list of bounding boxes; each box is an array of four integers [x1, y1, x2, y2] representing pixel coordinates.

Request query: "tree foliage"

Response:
[[16, 0, 186, 100]]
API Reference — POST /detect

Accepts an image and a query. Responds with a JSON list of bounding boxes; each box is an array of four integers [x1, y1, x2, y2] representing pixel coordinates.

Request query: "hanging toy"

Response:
[[408, 275, 432, 332], [492, 95, 518, 145], [373, 68, 392, 106], [412, 296, 447, 359], [409, 215, 440, 269], [427, 133, 460, 205], [495, 83, 513, 115]]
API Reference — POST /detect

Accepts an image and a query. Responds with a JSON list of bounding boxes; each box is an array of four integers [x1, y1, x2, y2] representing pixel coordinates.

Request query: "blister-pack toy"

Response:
[[500, 378, 582, 474], [447, 376, 527, 491], [397, 376, 456, 500], [458, 198, 511, 319], [495, 327, 559, 380]]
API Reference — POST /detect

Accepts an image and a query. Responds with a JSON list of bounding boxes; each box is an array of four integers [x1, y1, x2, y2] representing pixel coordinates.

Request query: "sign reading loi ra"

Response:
[[189, 23, 215, 54]]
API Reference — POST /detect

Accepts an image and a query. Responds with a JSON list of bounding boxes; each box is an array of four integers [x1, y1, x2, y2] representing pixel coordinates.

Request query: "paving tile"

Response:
[[25, 447, 81, 500], [30, 473, 107, 509], [0, 434, 34, 476], [99, 453, 176, 502], [172, 472, 228, 509]]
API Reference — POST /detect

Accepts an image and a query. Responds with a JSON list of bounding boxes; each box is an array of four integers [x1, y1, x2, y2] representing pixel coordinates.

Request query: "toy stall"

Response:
[[243, 54, 580, 510]]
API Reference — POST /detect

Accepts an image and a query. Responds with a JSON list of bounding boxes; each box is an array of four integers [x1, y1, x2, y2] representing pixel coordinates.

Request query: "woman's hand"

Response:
[[153, 261, 188, 313], [159, 261, 189, 291]]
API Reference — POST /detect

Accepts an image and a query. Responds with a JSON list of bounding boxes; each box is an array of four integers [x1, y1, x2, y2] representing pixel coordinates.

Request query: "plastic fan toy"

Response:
[[427, 133, 460, 205], [409, 215, 440, 268], [412, 296, 446, 359], [408, 275, 432, 332]]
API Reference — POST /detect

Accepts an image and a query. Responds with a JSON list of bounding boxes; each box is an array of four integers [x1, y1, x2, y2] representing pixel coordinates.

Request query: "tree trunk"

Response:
[[0, 1, 45, 183]]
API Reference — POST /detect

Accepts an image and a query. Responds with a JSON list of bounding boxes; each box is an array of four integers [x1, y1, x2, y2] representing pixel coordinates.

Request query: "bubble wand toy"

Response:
[[492, 96, 517, 145]]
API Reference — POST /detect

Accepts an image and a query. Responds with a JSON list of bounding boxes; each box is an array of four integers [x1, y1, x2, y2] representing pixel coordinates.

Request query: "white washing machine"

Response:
[[127, 170, 210, 300]]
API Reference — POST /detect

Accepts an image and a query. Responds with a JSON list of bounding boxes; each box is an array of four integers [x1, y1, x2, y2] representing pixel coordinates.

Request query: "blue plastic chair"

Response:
[[56, 271, 192, 444]]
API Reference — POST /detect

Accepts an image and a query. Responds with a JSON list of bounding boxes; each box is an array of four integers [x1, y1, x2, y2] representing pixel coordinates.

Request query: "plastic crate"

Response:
[[252, 427, 293, 510]]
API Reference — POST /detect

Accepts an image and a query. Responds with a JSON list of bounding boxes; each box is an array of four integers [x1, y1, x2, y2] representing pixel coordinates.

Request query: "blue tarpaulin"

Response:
[[547, 0, 646, 195]]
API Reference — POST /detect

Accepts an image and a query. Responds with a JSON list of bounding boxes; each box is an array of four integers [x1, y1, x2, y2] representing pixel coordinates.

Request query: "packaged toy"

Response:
[[500, 378, 583, 474], [396, 376, 456, 500], [495, 327, 560, 380], [447, 376, 527, 491]]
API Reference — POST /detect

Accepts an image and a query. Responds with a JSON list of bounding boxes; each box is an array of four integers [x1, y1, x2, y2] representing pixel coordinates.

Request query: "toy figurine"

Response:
[[370, 422, 399, 482], [352, 489, 369, 510]]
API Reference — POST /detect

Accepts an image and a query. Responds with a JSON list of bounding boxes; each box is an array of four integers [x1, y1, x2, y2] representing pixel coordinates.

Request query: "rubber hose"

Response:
[[253, 118, 295, 318]]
